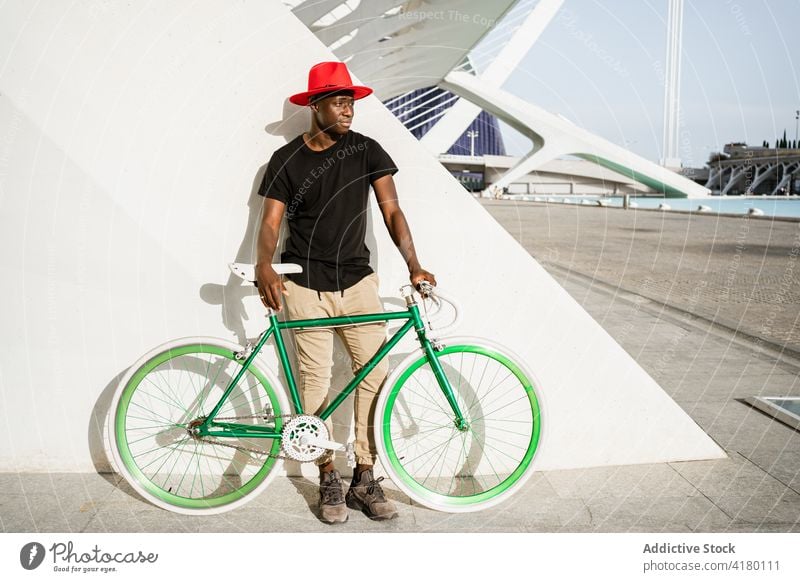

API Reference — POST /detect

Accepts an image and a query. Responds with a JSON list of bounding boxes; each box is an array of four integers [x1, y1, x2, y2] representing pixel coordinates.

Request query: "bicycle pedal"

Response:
[[345, 442, 356, 468]]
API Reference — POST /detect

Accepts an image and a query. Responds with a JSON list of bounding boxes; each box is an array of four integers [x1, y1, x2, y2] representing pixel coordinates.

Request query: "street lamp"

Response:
[[795, 110, 799, 146], [467, 130, 479, 157]]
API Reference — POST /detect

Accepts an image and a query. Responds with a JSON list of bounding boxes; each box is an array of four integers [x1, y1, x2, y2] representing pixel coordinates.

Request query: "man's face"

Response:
[[311, 91, 355, 135]]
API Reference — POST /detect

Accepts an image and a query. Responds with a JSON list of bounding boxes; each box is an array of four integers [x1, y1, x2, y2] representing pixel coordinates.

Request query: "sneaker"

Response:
[[319, 470, 348, 524], [345, 468, 398, 520]]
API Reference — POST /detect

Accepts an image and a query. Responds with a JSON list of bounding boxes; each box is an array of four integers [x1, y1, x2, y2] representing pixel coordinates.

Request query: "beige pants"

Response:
[[284, 273, 388, 466]]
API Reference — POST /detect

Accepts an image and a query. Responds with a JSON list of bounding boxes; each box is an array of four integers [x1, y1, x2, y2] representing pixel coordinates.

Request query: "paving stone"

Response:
[[545, 464, 700, 500], [581, 495, 731, 532]]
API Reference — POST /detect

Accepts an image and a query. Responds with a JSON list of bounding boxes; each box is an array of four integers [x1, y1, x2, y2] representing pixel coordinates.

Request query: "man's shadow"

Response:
[[91, 100, 309, 497]]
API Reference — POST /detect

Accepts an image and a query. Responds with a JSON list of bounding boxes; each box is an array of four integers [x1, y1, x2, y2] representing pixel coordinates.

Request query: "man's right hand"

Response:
[[255, 263, 287, 311]]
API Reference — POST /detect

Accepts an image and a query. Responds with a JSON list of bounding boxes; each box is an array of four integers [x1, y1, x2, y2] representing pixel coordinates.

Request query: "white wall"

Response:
[[0, 0, 724, 474]]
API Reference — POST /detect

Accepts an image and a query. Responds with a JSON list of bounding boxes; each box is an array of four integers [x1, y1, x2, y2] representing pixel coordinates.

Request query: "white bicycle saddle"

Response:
[[229, 262, 302, 284]]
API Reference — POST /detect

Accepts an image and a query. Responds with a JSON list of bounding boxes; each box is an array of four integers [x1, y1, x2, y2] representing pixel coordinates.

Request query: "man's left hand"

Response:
[[410, 268, 436, 290]]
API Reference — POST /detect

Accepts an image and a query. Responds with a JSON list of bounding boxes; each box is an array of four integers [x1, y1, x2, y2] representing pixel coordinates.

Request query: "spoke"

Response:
[[199, 357, 229, 418], [391, 422, 458, 445], [464, 351, 479, 405], [134, 437, 193, 471], [217, 378, 270, 418], [153, 437, 197, 494], [408, 373, 453, 418], [468, 356, 506, 413], [420, 427, 458, 487], [396, 428, 461, 468], [143, 372, 189, 416], [477, 433, 530, 461], [467, 370, 515, 415], [202, 447, 219, 497], [476, 423, 533, 441], [123, 415, 182, 428], [135, 386, 192, 418], [192, 439, 205, 498], [448, 431, 470, 496], [127, 401, 180, 429], [219, 384, 260, 413], [464, 425, 502, 487], [391, 397, 452, 420], [472, 393, 531, 423], [125, 430, 183, 447], [172, 438, 201, 497], [201, 350, 215, 412]]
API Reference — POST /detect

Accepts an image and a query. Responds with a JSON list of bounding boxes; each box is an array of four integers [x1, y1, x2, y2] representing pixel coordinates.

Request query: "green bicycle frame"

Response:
[[195, 301, 467, 439]]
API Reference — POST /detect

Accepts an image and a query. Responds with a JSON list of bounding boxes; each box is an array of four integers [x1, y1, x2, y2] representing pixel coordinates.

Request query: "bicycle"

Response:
[[109, 263, 543, 515]]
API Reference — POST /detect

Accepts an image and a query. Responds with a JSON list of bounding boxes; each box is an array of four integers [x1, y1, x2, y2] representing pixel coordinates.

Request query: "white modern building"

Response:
[[0, 0, 722, 478]]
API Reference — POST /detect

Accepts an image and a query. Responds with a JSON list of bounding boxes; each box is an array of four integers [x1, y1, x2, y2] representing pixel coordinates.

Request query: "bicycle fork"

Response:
[[406, 291, 469, 432]]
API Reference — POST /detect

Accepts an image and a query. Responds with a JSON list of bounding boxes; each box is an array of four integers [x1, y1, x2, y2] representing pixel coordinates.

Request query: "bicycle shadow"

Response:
[[89, 369, 130, 487]]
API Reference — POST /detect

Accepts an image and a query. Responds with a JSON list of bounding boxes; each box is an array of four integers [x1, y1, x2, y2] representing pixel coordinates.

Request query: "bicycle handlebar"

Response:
[[231, 262, 462, 334], [414, 283, 462, 336], [416, 280, 434, 295]]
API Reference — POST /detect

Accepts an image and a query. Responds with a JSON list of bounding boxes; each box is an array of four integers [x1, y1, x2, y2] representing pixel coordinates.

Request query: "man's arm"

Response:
[[255, 198, 288, 310], [372, 174, 436, 288]]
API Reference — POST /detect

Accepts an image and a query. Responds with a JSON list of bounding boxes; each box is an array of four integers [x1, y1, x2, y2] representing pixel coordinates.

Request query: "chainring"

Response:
[[280, 415, 329, 462]]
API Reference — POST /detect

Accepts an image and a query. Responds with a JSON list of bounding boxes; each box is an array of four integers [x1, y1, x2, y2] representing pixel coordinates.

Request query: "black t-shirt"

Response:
[[258, 130, 398, 291]]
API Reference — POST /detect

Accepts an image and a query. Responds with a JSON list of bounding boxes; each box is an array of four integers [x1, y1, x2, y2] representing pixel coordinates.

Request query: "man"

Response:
[[255, 61, 435, 524]]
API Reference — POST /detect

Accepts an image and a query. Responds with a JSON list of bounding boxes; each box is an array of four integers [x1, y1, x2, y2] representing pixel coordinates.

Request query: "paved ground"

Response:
[[2, 200, 799, 533], [481, 200, 800, 356]]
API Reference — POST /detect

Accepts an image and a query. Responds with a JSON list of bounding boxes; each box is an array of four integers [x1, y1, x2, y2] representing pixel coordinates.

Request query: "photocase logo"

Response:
[[20, 542, 46, 570]]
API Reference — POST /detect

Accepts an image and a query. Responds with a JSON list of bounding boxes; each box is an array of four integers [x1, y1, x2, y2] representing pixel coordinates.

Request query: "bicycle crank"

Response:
[[280, 415, 347, 462]]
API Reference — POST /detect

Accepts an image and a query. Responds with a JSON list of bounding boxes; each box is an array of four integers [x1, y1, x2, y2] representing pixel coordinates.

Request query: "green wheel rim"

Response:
[[114, 344, 283, 510], [382, 344, 541, 506]]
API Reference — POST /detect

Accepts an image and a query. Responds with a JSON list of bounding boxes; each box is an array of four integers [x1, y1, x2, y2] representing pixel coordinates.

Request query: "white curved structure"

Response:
[[420, 0, 564, 156], [290, 0, 520, 98], [0, 0, 723, 474], [301, 0, 708, 197], [441, 71, 712, 198]]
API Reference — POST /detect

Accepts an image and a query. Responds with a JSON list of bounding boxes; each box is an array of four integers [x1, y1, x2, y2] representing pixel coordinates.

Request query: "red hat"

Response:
[[289, 61, 373, 106]]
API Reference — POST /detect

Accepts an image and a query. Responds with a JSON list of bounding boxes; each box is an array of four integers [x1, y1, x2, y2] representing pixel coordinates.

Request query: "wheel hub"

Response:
[[187, 417, 207, 440]]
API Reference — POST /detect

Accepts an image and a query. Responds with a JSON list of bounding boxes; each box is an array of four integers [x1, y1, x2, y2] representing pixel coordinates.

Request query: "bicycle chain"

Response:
[[194, 413, 298, 461]]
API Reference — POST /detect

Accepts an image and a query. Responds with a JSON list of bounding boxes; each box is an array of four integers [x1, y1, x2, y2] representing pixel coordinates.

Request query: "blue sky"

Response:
[[497, 0, 800, 167]]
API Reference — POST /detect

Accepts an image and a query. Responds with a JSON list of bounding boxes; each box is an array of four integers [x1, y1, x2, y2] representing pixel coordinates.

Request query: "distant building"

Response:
[[704, 143, 800, 196], [438, 154, 660, 196]]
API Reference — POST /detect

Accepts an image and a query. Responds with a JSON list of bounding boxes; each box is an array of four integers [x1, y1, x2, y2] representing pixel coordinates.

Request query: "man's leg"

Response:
[[337, 273, 397, 520], [335, 273, 389, 470], [283, 280, 347, 523], [284, 279, 337, 464]]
